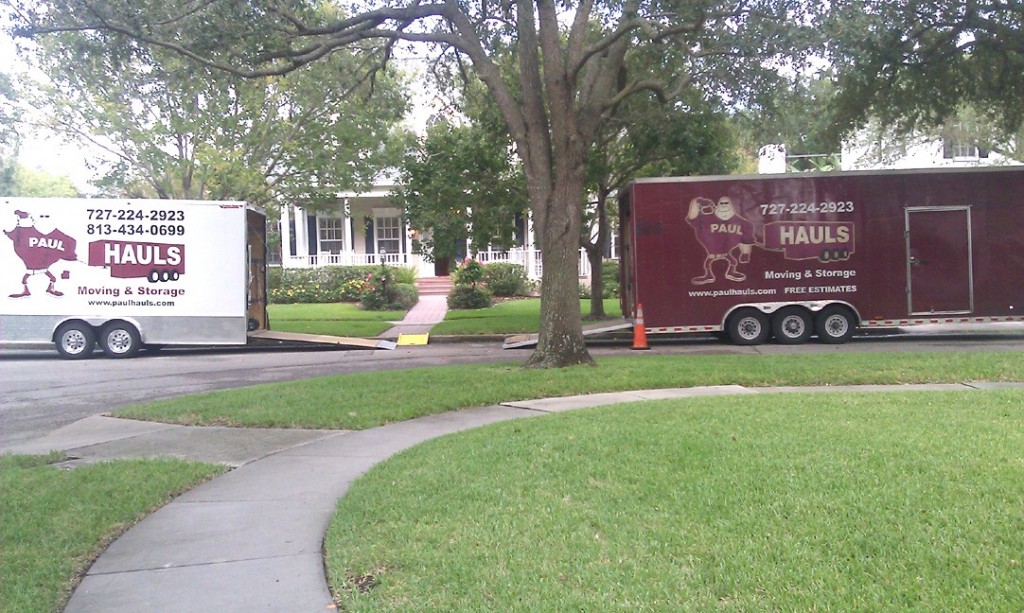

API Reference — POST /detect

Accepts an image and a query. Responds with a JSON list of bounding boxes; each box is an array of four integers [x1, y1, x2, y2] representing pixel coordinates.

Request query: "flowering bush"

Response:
[[339, 278, 366, 302], [359, 269, 394, 311], [267, 265, 416, 304], [453, 259, 486, 288], [358, 267, 419, 311], [448, 259, 492, 309]]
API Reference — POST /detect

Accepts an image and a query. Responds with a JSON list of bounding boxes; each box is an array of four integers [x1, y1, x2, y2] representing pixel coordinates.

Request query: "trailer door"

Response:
[[905, 207, 973, 315]]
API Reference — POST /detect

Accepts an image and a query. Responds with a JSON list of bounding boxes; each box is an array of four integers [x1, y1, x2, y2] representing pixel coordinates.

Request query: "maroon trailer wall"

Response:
[[621, 167, 1024, 332]]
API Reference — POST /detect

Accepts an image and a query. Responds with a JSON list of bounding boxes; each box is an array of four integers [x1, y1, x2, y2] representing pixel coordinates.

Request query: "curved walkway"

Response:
[[45, 381, 1021, 612]]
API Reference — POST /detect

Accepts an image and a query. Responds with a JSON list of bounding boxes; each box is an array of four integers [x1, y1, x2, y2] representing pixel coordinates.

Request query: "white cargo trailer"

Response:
[[1, 197, 269, 358]]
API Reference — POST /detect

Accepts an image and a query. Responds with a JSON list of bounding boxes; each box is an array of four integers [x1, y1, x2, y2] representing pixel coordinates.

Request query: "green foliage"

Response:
[[267, 266, 283, 290], [393, 120, 527, 262], [7, 165, 79, 196], [269, 266, 377, 304], [359, 267, 419, 311], [391, 266, 417, 285], [731, 74, 842, 165], [825, 0, 1024, 139], [391, 283, 420, 310], [483, 262, 528, 297], [601, 260, 620, 299], [22, 14, 409, 202], [452, 259, 486, 288], [447, 285, 493, 310]]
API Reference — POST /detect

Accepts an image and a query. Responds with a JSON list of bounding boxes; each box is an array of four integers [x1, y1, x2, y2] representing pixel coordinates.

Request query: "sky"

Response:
[[2, 29, 106, 193]]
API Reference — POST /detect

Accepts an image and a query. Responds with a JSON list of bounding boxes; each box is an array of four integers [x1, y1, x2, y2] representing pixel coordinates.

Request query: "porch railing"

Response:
[[283, 248, 596, 279]]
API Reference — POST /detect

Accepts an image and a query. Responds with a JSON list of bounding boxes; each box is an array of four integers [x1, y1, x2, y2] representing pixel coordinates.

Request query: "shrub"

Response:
[[268, 266, 378, 304], [359, 269, 420, 311], [359, 268, 394, 311], [392, 266, 418, 285], [338, 278, 366, 302], [601, 259, 620, 298], [484, 263, 528, 297], [448, 285, 493, 310], [453, 259, 486, 288], [392, 283, 420, 310], [268, 266, 283, 291]]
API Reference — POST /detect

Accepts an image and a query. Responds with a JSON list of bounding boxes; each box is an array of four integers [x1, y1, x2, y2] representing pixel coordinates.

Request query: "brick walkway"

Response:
[[378, 295, 449, 338]]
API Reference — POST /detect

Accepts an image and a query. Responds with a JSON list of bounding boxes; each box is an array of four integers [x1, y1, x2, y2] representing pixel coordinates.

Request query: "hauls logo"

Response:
[[88, 240, 186, 282], [762, 222, 855, 262]]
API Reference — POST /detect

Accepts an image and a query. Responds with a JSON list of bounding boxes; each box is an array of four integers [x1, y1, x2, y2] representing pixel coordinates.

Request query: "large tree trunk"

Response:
[[526, 170, 594, 368]]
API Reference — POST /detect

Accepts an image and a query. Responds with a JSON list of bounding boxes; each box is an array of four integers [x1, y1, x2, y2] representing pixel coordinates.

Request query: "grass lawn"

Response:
[[0, 454, 225, 613], [326, 390, 1024, 611], [115, 351, 1024, 430], [432, 298, 623, 335], [267, 302, 405, 337]]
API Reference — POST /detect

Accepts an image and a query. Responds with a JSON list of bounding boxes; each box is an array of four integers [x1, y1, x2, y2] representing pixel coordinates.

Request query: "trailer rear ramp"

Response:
[[503, 318, 633, 349], [248, 330, 397, 350]]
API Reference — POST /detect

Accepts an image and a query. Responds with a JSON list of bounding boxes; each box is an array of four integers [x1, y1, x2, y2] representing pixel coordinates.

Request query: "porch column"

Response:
[[403, 219, 412, 264], [280, 205, 293, 268], [465, 206, 473, 257], [526, 210, 537, 278], [343, 199, 353, 266], [294, 205, 309, 262]]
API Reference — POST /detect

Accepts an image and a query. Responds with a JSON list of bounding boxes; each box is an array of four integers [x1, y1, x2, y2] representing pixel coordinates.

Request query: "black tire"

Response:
[[54, 321, 96, 359], [99, 321, 142, 358], [815, 305, 857, 344], [772, 306, 813, 344], [726, 309, 770, 345]]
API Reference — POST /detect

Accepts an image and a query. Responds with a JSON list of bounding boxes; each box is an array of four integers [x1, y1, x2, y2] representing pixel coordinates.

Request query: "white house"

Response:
[[760, 129, 1021, 175], [277, 184, 600, 280]]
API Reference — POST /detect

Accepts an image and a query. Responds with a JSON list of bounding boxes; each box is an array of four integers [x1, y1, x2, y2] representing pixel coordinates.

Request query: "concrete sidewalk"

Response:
[[378, 294, 449, 339], [12, 381, 1023, 612]]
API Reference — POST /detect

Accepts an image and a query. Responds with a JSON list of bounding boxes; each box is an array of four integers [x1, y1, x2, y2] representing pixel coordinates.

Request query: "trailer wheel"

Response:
[[726, 309, 770, 345], [55, 322, 96, 359], [99, 321, 142, 358], [772, 306, 813, 344], [815, 305, 857, 344]]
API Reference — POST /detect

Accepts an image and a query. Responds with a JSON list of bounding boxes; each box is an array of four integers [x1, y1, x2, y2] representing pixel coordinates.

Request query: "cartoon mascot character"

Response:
[[4, 210, 78, 297], [685, 196, 754, 285]]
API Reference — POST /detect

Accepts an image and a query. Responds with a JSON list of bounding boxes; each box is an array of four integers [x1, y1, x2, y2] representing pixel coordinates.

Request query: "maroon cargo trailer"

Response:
[[619, 166, 1024, 345]]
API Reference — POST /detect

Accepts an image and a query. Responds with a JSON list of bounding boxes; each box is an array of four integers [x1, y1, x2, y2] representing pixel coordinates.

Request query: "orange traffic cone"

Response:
[[632, 303, 650, 350]]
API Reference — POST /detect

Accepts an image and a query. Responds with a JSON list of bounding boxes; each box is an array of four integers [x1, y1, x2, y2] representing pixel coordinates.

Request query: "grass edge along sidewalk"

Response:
[[116, 351, 1024, 430], [0, 454, 225, 613]]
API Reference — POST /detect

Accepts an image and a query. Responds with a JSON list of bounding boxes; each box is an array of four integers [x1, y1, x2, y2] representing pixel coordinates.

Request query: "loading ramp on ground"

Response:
[[503, 318, 633, 349], [248, 330, 397, 350]]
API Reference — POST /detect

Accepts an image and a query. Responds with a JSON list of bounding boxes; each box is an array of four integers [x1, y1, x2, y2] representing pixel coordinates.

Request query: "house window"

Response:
[[375, 215, 401, 254], [318, 217, 346, 254], [943, 123, 989, 160]]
